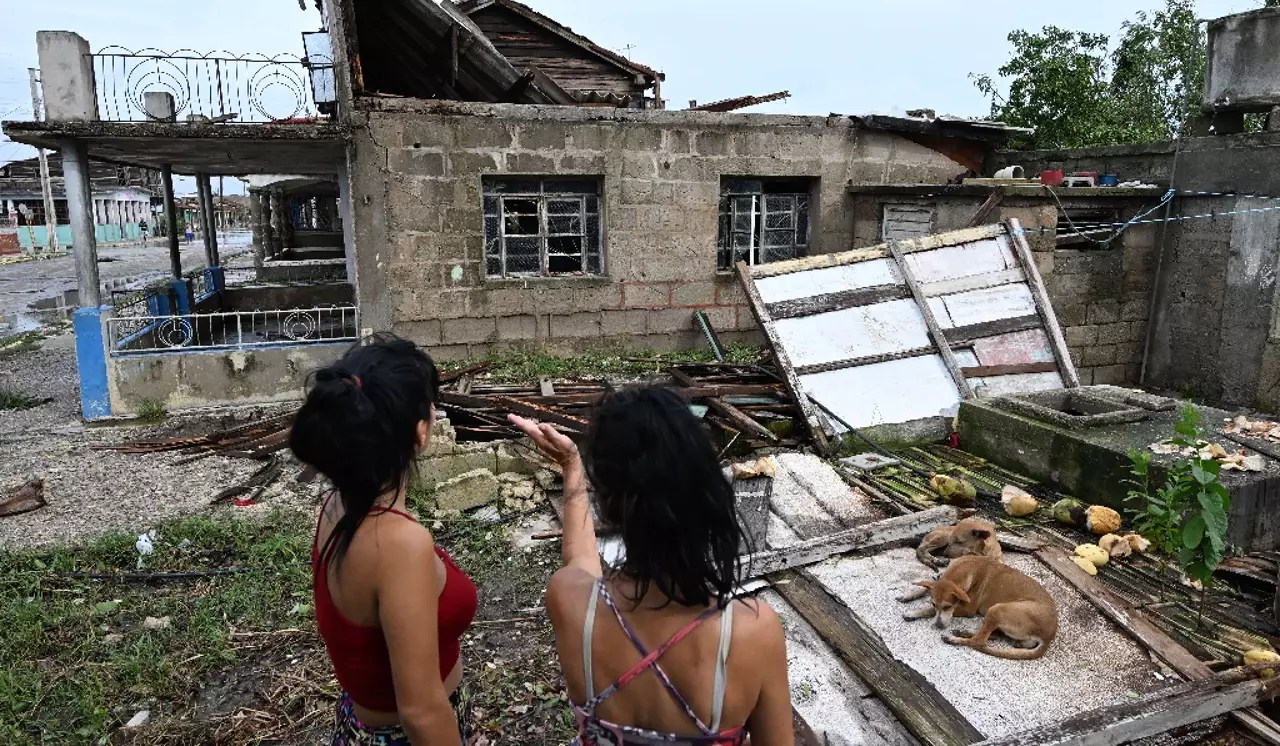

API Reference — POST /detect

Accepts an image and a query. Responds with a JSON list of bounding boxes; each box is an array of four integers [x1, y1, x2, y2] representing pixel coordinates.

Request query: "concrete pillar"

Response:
[[36, 32, 98, 121], [196, 173, 220, 267], [338, 161, 356, 285], [268, 190, 286, 256], [60, 139, 100, 306], [161, 164, 181, 278], [248, 190, 266, 271]]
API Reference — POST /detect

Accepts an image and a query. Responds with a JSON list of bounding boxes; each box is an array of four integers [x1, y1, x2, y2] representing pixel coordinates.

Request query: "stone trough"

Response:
[[959, 385, 1280, 552]]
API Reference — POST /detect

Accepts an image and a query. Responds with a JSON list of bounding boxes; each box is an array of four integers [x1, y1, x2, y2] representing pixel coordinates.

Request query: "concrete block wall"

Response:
[[347, 100, 969, 359]]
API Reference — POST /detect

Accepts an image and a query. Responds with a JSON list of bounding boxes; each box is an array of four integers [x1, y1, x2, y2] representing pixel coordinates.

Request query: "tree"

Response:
[[974, 0, 1272, 149]]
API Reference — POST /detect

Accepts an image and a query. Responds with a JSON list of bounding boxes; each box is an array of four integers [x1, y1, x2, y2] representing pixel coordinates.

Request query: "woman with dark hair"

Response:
[[510, 385, 793, 745], [291, 334, 477, 746]]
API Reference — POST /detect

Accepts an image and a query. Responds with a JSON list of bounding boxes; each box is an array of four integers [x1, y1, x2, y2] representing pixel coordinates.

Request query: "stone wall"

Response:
[[107, 343, 347, 414], [346, 99, 971, 359], [987, 142, 1175, 187], [850, 188, 1158, 386]]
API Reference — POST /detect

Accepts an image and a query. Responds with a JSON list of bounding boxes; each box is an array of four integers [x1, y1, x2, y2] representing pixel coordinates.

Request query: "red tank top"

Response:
[[312, 505, 478, 712]]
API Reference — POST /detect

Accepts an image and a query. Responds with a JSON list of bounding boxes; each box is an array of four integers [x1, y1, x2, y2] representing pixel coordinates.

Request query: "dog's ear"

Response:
[[954, 588, 972, 605], [971, 528, 991, 540], [914, 580, 936, 590]]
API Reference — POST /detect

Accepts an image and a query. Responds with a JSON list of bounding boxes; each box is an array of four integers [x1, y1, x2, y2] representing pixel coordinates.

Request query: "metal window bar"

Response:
[[488, 182, 599, 277], [90, 47, 334, 123], [106, 306, 359, 354]]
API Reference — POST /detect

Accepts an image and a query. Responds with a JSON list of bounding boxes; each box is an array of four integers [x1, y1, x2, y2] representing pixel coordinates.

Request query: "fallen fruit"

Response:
[[1245, 649, 1280, 677], [1001, 485, 1039, 517], [1071, 556, 1099, 575], [929, 473, 976, 505], [1085, 505, 1123, 535], [1123, 533, 1151, 553], [1075, 543, 1110, 567], [1099, 533, 1132, 559], [1053, 498, 1086, 527]]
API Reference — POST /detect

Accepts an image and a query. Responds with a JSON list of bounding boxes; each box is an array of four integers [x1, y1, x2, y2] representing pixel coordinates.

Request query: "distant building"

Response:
[[0, 154, 159, 248]]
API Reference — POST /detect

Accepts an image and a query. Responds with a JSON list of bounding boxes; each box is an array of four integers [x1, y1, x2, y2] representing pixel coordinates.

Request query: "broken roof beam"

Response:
[[689, 90, 790, 113]]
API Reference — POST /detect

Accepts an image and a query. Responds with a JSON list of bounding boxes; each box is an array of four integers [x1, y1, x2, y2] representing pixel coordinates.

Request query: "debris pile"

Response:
[[1225, 416, 1280, 443], [1149, 438, 1266, 471]]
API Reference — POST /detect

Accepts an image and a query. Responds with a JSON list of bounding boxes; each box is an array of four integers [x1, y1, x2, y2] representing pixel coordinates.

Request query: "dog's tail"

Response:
[[972, 640, 1049, 660]]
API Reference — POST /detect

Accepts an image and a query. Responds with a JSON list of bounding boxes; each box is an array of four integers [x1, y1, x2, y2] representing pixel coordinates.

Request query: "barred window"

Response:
[[717, 178, 812, 270], [482, 178, 603, 277]]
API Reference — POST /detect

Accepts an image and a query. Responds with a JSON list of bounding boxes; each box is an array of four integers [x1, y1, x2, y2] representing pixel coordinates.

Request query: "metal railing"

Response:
[[110, 286, 173, 347], [107, 306, 359, 354], [188, 267, 211, 302], [91, 46, 335, 123]]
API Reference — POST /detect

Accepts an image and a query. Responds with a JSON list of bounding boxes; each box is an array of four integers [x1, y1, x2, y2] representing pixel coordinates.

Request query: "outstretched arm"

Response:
[[508, 415, 602, 577]]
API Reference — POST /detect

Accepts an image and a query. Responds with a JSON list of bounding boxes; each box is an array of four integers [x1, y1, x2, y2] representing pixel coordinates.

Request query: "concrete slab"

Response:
[[809, 547, 1174, 738]]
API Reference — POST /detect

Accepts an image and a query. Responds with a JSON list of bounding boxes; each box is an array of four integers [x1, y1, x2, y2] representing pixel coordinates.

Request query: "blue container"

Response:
[[1098, 173, 1119, 186]]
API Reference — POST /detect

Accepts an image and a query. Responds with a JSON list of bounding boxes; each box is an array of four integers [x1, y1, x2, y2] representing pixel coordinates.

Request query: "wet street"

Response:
[[0, 231, 253, 334]]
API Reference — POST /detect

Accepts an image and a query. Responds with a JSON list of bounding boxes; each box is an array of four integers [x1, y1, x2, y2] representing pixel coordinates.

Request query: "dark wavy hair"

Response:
[[583, 385, 746, 609], [289, 333, 439, 568]]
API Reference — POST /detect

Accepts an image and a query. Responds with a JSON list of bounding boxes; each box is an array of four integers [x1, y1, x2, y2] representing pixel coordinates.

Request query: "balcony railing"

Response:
[[107, 306, 359, 354], [91, 46, 335, 124]]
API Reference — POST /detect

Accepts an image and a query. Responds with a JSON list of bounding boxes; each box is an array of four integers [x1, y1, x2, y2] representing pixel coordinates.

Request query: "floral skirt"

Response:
[[331, 688, 470, 745]]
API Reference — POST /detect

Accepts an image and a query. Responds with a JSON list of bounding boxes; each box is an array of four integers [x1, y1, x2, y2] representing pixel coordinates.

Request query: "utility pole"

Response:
[[28, 68, 59, 252]]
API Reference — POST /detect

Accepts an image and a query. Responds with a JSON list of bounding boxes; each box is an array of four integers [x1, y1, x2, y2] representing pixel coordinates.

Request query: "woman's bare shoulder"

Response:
[[729, 596, 783, 641]]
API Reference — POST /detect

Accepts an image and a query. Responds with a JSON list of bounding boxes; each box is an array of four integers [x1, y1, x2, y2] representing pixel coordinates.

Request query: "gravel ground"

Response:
[[810, 547, 1173, 738], [0, 331, 313, 549]]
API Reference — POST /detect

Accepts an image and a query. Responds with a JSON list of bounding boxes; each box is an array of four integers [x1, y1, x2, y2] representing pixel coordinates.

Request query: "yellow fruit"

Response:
[[1001, 485, 1039, 517], [1085, 505, 1123, 535], [930, 474, 976, 505], [1071, 556, 1099, 576], [1245, 649, 1280, 678], [1123, 533, 1151, 553], [1074, 543, 1109, 567], [1099, 533, 1132, 559]]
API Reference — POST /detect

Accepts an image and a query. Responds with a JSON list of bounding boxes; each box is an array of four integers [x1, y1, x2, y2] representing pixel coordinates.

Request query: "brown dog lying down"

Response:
[[915, 517, 1002, 569], [898, 555, 1058, 660]]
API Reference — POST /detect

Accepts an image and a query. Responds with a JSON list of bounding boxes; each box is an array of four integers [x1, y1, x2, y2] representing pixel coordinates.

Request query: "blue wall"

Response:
[[17, 223, 145, 249]]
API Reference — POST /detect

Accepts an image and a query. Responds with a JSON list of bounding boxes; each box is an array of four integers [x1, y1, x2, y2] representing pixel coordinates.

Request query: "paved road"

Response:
[[0, 231, 253, 334]]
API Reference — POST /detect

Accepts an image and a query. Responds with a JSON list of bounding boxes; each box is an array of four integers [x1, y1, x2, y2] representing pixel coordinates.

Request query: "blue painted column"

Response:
[[170, 278, 192, 314], [73, 306, 111, 419]]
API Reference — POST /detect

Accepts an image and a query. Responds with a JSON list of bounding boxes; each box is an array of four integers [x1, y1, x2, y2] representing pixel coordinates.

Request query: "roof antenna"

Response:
[[618, 43, 637, 60]]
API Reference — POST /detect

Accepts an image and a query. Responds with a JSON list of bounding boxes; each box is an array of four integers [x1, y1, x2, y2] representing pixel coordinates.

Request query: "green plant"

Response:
[[1126, 404, 1231, 624], [136, 398, 167, 423], [0, 386, 40, 411]]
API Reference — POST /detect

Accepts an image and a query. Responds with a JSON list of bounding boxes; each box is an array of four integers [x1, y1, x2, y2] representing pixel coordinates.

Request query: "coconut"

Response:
[[929, 473, 976, 505], [1123, 533, 1151, 553], [1053, 498, 1086, 527], [1098, 533, 1132, 559], [1085, 505, 1123, 535]]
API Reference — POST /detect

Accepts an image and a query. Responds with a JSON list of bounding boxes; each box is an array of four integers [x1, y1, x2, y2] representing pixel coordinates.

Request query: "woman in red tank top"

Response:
[[291, 334, 478, 746]]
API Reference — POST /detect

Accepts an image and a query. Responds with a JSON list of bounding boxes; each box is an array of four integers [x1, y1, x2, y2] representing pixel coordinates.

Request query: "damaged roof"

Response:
[[455, 0, 663, 83], [852, 112, 1033, 145]]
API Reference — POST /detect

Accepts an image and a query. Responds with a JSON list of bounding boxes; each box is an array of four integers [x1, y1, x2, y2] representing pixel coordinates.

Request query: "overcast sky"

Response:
[[0, 0, 1268, 190]]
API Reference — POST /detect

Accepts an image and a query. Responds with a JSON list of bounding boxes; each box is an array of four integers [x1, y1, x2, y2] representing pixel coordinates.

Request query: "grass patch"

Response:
[[135, 399, 168, 423], [0, 386, 41, 411], [0, 507, 320, 745], [449, 343, 763, 384]]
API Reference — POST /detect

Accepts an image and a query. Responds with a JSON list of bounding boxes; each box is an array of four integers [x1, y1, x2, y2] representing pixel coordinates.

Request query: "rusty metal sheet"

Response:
[[972, 329, 1055, 367]]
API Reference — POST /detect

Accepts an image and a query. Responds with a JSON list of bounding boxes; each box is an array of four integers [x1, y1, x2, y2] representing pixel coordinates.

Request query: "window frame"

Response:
[[482, 177, 603, 278], [717, 178, 813, 271]]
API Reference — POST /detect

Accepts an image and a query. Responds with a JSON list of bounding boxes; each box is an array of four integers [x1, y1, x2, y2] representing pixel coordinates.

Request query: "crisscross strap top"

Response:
[[572, 578, 746, 746]]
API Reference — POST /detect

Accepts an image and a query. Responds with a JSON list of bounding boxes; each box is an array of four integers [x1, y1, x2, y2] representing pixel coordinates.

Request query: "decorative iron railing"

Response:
[[90, 46, 335, 123], [107, 306, 359, 354], [188, 267, 211, 302], [110, 286, 173, 346]]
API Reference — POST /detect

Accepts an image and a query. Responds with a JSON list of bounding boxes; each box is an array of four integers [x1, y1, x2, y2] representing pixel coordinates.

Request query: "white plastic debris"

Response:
[[124, 710, 150, 728], [135, 530, 157, 568], [142, 616, 171, 630]]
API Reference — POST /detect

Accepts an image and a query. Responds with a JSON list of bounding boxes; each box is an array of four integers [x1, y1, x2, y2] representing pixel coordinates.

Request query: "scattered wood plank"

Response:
[[1006, 218, 1081, 388], [745, 506, 958, 577], [888, 239, 974, 398], [972, 664, 1280, 746], [772, 568, 985, 746], [749, 225, 1006, 279], [792, 707, 823, 746], [0, 478, 45, 518], [966, 190, 1005, 228], [920, 268, 1026, 298], [794, 346, 937, 377], [943, 315, 1044, 347], [765, 284, 911, 321], [672, 367, 779, 443], [960, 362, 1059, 378]]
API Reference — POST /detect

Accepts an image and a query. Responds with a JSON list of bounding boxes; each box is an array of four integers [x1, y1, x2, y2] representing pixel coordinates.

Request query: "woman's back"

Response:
[[549, 570, 784, 740]]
